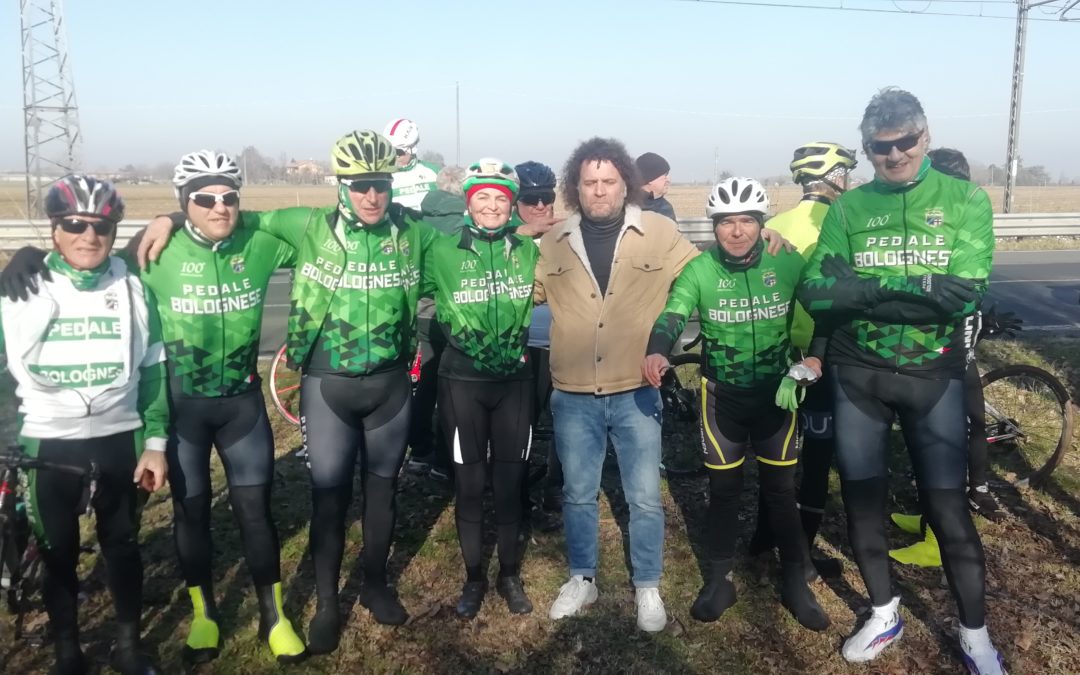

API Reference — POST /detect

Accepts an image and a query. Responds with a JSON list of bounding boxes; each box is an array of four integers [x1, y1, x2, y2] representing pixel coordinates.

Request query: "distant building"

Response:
[[285, 159, 325, 184]]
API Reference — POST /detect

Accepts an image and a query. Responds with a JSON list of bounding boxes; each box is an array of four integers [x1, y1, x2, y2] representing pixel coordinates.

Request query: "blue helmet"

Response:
[[514, 161, 557, 191]]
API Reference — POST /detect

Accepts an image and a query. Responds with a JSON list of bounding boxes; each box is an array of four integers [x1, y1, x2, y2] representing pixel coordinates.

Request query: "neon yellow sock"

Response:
[[185, 587, 220, 652], [889, 527, 941, 567], [263, 583, 307, 660], [890, 512, 923, 535]]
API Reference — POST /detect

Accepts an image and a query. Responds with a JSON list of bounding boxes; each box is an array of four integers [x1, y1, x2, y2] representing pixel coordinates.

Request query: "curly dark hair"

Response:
[[561, 137, 643, 213]]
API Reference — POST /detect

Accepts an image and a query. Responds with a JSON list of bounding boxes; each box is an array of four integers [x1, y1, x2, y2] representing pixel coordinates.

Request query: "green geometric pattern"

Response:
[[140, 223, 294, 397], [650, 246, 804, 387], [799, 166, 995, 374], [423, 228, 538, 380]]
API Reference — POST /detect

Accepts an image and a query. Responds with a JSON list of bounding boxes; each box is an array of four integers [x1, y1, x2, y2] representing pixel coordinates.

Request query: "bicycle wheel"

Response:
[[268, 343, 301, 426], [0, 531, 16, 614], [660, 353, 705, 478], [981, 364, 1075, 487]]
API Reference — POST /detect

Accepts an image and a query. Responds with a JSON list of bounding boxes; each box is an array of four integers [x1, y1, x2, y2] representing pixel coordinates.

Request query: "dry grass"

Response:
[[2, 340, 1080, 673], [3, 183, 1080, 221]]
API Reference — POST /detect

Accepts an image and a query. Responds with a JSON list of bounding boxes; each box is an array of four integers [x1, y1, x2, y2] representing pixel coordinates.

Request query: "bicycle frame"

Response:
[[984, 401, 1024, 445]]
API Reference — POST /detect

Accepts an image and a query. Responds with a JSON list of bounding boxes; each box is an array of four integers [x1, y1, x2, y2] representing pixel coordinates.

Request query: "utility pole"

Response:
[[455, 81, 461, 166], [21, 0, 82, 219], [1004, 0, 1075, 212]]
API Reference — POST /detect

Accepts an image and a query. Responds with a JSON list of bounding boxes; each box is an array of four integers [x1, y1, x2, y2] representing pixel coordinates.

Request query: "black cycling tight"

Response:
[[167, 388, 280, 588], [438, 377, 533, 580], [24, 431, 143, 641], [832, 365, 986, 627], [301, 369, 411, 599]]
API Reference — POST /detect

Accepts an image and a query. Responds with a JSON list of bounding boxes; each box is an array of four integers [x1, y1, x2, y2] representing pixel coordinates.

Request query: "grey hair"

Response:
[[435, 165, 467, 196], [859, 87, 927, 144]]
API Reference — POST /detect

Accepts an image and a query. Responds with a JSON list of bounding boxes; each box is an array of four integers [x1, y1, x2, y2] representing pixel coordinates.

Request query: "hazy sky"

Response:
[[2, 0, 1079, 181]]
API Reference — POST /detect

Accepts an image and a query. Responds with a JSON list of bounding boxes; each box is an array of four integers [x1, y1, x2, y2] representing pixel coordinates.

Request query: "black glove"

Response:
[[980, 305, 1023, 339], [1, 246, 49, 302], [820, 254, 858, 281], [893, 273, 978, 314]]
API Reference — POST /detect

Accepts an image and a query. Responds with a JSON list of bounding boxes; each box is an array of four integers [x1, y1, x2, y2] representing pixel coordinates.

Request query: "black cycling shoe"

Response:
[[109, 623, 161, 675], [359, 583, 409, 626], [49, 638, 86, 675], [495, 576, 533, 615], [968, 484, 1004, 522], [456, 581, 488, 619], [306, 600, 341, 655]]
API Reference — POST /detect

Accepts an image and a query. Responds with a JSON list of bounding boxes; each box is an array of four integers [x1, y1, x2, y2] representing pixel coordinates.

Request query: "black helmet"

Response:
[[514, 161, 557, 190]]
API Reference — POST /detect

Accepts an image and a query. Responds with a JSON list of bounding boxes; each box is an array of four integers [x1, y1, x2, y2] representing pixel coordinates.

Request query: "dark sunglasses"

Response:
[[867, 131, 923, 156], [58, 217, 116, 236], [519, 190, 556, 207], [395, 148, 408, 157], [340, 177, 392, 194], [189, 191, 240, 208]]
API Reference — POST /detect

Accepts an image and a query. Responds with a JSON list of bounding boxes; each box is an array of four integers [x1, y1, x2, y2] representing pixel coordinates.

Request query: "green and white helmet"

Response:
[[461, 158, 520, 197]]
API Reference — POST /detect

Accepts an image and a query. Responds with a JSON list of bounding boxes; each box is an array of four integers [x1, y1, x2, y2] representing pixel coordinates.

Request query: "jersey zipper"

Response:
[[743, 269, 756, 383], [896, 191, 908, 373], [213, 251, 226, 393]]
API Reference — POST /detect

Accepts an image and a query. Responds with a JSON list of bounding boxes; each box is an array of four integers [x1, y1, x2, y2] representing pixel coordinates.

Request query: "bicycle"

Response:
[[658, 327, 1076, 486], [0, 446, 99, 641]]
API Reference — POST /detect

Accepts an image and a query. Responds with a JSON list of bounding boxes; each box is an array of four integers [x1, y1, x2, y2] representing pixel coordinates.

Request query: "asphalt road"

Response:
[[257, 249, 1080, 355]]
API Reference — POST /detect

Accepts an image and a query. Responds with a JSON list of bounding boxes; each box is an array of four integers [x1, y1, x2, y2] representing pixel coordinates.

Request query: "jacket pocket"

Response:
[[628, 256, 665, 273]]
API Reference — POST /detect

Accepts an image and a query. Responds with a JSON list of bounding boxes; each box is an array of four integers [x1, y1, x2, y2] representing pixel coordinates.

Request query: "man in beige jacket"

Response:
[[537, 137, 697, 632]]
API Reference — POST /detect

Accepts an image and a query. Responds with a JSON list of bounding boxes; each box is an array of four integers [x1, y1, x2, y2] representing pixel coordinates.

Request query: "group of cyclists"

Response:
[[0, 85, 1010, 674]]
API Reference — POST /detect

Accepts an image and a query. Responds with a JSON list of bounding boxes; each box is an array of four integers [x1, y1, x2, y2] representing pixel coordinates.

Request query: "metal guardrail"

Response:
[[676, 212, 1080, 246], [1, 213, 1079, 251]]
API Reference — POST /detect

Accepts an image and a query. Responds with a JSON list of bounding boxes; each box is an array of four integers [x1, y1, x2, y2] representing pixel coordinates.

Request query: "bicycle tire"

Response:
[[661, 353, 705, 478], [0, 532, 15, 614], [981, 363, 1075, 487], [269, 343, 301, 426]]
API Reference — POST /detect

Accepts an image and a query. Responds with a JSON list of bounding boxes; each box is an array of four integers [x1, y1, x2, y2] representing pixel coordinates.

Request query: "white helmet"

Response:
[[705, 177, 769, 218], [173, 150, 243, 190], [383, 118, 420, 151]]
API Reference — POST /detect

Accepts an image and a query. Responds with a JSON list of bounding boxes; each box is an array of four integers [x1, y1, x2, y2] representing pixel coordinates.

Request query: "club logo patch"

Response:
[[230, 255, 245, 273], [762, 270, 777, 287], [104, 289, 118, 311], [925, 208, 944, 228]]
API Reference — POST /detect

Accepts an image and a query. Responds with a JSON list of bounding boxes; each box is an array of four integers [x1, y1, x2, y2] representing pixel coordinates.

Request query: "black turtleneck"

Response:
[[579, 210, 625, 294]]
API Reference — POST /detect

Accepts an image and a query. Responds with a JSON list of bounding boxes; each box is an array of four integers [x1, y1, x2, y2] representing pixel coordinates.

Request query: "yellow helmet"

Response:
[[331, 130, 397, 177], [790, 142, 857, 185]]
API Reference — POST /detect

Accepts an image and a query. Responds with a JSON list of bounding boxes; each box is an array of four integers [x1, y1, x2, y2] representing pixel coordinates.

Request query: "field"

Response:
[[3, 183, 1080, 221], [1, 336, 1079, 674]]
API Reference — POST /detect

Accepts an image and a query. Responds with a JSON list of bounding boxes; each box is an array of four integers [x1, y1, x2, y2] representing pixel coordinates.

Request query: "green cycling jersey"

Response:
[[137, 221, 295, 397], [648, 245, 807, 388], [798, 160, 994, 376], [421, 226, 538, 381], [238, 203, 438, 374]]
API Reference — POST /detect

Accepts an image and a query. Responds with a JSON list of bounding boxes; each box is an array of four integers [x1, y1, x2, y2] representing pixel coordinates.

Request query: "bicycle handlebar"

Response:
[[0, 446, 100, 481]]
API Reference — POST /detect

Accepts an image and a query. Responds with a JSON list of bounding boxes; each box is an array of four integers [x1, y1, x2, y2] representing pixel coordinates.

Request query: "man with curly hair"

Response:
[[537, 138, 789, 631]]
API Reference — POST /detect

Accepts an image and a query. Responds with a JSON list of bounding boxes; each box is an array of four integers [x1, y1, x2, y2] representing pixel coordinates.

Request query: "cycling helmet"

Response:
[[46, 175, 125, 223], [462, 158, 520, 197], [514, 161, 557, 191], [331, 130, 397, 177], [383, 118, 420, 151], [790, 142, 857, 185], [706, 177, 769, 219], [173, 150, 243, 189]]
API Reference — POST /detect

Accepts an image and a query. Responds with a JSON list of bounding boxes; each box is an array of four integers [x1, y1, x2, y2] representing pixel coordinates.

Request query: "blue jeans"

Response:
[[551, 387, 664, 588]]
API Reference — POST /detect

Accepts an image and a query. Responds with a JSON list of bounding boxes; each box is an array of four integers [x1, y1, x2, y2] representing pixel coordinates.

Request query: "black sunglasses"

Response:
[[340, 177, 392, 194], [189, 191, 240, 208], [58, 217, 116, 236], [867, 131, 923, 156], [519, 190, 556, 207]]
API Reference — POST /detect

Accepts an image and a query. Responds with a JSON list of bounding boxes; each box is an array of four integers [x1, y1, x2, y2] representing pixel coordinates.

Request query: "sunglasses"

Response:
[[189, 191, 240, 208], [867, 131, 923, 156], [395, 148, 408, 157], [519, 191, 556, 207], [58, 217, 116, 236], [340, 177, 393, 194]]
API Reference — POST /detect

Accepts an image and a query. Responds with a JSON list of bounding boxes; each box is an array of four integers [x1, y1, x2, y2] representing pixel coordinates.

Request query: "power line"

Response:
[[674, 0, 1078, 22]]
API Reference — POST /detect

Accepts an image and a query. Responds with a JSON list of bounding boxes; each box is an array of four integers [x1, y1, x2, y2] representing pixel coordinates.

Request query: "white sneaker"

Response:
[[842, 596, 904, 663], [635, 587, 667, 632], [548, 576, 598, 620], [960, 625, 1008, 674]]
